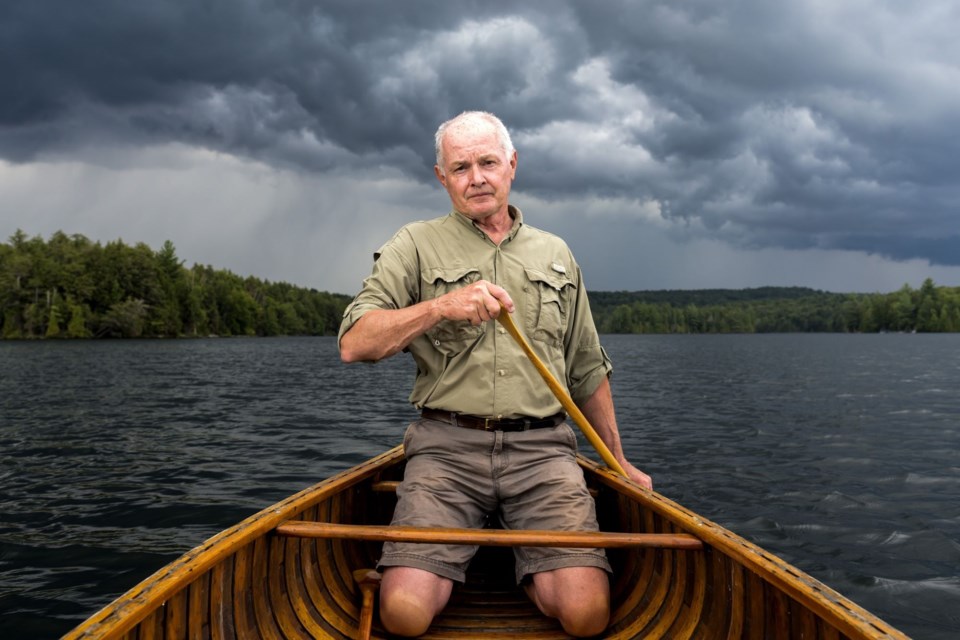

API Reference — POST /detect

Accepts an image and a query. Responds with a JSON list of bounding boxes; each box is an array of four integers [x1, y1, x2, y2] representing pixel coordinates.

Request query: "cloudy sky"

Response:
[[2, 0, 959, 295]]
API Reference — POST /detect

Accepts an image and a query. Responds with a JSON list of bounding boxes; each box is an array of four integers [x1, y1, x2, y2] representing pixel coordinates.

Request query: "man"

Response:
[[339, 111, 652, 637]]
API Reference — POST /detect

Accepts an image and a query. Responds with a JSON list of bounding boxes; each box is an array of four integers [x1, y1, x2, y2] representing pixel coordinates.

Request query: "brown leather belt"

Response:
[[421, 408, 565, 432]]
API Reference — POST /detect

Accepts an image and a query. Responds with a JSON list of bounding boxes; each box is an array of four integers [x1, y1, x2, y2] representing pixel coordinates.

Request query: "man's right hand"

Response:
[[340, 280, 513, 363], [433, 280, 514, 326]]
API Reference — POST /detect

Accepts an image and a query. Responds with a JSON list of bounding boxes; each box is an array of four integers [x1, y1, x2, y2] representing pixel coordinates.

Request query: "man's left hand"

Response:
[[619, 460, 653, 491]]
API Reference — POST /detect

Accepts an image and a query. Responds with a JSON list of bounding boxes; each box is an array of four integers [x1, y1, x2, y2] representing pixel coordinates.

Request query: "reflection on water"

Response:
[[1, 334, 958, 638]]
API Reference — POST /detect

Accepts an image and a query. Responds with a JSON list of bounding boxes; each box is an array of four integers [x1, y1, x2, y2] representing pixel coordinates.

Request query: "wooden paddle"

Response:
[[352, 569, 381, 640], [495, 304, 628, 477]]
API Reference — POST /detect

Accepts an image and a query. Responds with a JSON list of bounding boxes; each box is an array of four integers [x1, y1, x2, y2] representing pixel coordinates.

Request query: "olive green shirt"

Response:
[[338, 206, 612, 419]]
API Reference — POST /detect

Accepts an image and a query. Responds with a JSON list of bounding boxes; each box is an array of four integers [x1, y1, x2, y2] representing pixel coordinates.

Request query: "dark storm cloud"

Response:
[[2, 0, 958, 268], [2, 1, 421, 163]]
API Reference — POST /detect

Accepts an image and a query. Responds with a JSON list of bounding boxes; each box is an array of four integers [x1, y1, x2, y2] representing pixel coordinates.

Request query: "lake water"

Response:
[[1, 334, 958, 638]]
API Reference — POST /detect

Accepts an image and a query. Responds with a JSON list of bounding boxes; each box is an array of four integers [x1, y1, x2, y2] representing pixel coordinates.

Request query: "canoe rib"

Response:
[[63, 445, 910, 640]]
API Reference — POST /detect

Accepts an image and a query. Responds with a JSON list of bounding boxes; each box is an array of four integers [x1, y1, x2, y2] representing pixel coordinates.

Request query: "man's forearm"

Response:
[[340, 302, 441, 363], [579, 377, 627, 462], [579, 376, 653, 489], [340, 280, 515, 363]]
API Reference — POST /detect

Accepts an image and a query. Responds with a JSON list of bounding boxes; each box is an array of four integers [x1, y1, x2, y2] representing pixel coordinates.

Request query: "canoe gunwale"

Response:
[[576, 456, 910, 640]]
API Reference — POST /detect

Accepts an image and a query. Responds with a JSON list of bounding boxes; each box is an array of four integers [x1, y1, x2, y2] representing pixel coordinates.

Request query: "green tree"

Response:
[[916, 278, 940, 332], [100, 298, 149, 338], [890, 284, 916, 331], [45, 299, 62, 338], [66, 300, 91, 338], [153, 240, 185, 336]]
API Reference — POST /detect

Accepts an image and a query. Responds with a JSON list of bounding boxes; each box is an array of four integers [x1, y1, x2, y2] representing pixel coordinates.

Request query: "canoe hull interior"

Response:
[[64, 446, 908, 639]]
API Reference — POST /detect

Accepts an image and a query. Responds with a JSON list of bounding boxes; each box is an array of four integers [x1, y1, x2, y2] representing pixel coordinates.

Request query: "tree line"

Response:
[[589, 283, 960, 333], [1, 230, 352, 339], [2, 231, 958, 339]]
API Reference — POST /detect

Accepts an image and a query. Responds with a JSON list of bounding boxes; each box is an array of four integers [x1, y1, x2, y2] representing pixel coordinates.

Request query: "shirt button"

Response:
[[497, 369, 506, 376], [497, 327, 506, 334], [434, 339, 441, 346]]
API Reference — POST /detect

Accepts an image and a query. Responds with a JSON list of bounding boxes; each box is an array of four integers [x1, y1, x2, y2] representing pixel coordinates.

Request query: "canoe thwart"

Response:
[[275, 521, 704, 550]]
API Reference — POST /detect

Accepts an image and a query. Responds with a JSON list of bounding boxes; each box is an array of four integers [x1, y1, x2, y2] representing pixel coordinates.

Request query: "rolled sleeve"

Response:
[[337, 299, 378, 346], [336, 232, 418, 349], [567, 344, 613, 406]]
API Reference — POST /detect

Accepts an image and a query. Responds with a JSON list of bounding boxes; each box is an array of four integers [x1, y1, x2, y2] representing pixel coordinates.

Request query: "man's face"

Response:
[[434, 122, 517, 222]]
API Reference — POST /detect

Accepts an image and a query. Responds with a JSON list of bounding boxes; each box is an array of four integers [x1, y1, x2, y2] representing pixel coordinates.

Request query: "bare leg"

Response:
[[379, 567, 454, 637], [525, 567, 610, 637]]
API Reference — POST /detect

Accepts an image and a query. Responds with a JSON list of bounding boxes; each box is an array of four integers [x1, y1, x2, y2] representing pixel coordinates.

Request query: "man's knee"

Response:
[[528, 566, 611, 638], [557, 593, 610, 637], [378, 567, 453, 637], [379, 589, 435, 637]]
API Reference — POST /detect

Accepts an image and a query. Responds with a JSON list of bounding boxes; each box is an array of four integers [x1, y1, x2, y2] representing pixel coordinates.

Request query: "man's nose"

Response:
[[469, 165, 485, 185]]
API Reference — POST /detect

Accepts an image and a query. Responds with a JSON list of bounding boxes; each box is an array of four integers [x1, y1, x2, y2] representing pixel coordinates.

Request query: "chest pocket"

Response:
[[524, 267, 576, 348], [422, 266, 485, 356]]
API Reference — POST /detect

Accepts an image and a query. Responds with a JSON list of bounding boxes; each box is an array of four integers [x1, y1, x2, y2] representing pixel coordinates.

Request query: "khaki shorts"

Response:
[[378, 418, 610, 584]]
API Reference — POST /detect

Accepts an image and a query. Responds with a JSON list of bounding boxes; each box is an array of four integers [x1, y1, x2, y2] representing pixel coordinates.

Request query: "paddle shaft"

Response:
[[495, 305, 628, 477], [352, 569, 380, 640]]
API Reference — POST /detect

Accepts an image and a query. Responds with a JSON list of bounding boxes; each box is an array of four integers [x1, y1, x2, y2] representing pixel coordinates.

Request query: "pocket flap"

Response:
[[423, 266, 481, 285], [523, 267, 575, 292]]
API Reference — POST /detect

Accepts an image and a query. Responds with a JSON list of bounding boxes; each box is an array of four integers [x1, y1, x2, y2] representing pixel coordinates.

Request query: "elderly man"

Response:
[[339, 111, 651, 637]]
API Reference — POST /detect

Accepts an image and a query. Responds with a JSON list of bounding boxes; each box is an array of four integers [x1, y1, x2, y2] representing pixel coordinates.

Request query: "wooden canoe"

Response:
[[64, 445, 909, 639]]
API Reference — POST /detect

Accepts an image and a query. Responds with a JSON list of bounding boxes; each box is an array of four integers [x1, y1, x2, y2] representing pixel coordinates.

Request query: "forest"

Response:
[[589, 283, 960, 333], [2, 231, 959, 339], [0, 231, 351, 339]]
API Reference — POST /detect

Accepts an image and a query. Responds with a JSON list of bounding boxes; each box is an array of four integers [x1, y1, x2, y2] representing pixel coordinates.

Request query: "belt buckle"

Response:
[[483, 417, 494, 431]]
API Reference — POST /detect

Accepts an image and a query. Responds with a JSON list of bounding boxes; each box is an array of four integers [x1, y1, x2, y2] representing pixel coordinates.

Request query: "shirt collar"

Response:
[[450, 205, 524, 242]]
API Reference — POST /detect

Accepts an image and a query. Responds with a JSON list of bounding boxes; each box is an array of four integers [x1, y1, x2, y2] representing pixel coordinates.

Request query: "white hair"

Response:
[[434, 111, 515, 174]]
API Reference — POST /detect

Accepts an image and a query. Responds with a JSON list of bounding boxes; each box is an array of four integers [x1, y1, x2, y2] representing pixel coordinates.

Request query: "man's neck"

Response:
[[472, 207, 514, 245]]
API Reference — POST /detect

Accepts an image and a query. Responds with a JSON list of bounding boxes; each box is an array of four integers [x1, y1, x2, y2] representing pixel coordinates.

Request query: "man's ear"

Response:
[[434, 164, 446, 187]]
